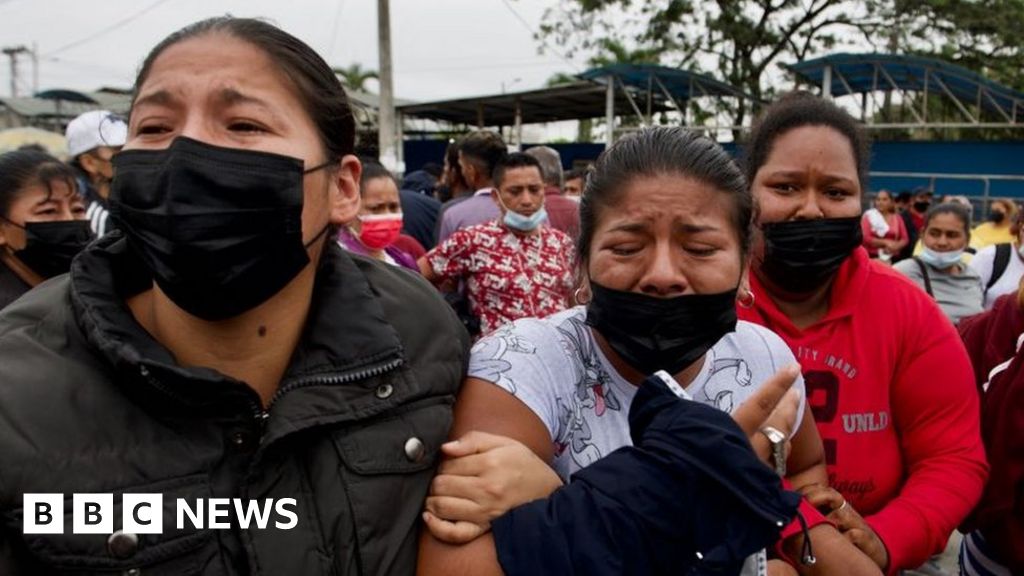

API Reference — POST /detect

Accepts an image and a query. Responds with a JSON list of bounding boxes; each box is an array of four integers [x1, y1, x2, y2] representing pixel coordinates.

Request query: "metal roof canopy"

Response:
[[786, 53, 1024, 129], [397, 81, 674, 126], [399, 65, 756, 148]]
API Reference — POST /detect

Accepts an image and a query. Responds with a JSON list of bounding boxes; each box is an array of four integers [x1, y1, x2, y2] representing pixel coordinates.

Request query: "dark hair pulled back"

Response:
[[744, 91, 870, 190], [0, 150, 79, 218], [579, 126, 752, 263]]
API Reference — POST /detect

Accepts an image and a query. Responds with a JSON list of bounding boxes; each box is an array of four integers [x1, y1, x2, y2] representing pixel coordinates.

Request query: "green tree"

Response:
[[332, 63, 379, 93], [536, 0, 1024, 129]]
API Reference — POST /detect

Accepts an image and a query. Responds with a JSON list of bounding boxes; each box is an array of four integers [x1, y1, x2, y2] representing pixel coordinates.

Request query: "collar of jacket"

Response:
[[68, 232, 406, 416]]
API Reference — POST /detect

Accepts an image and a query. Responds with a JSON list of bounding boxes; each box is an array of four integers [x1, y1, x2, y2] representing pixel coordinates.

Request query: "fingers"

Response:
[[422, 510, 489, 544], [802, 485, 845, 513], [436, 451, 495, 477], [732, 363, 800, 436], [767, 388, 802, 436], [424, 495, 491, 524], [441, 431, 516, 458]]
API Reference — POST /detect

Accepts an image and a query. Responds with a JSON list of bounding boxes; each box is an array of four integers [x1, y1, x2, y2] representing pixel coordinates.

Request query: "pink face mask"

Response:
[[358, 213, 404, 250]]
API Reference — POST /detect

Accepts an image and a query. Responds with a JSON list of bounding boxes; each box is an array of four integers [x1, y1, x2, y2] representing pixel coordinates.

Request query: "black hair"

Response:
[[492, 152, 543, 188], [131, 17, 355, 164], [579, 126, 752, 263], [421, 162, 443, 179], [895, 190, 912, 203], [744, 91, 870, 190], [359, 161, 398, 193], [0, 150, 79, 218], [564, 168, 586, 182], [458, 131, 507, 180], [924, 202, 972, 237]]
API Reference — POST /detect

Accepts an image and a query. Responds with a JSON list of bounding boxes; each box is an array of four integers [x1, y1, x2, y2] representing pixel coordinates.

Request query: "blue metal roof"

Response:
[[580, 64, 753, 101], [786, 53, 1024, 119]]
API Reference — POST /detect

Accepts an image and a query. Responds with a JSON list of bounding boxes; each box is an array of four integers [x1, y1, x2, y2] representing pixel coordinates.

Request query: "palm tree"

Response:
[[332, 63, 379, 93]]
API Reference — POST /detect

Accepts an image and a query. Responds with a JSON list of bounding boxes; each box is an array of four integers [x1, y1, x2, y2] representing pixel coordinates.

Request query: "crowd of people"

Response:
[[0, 15, 1021, 576]]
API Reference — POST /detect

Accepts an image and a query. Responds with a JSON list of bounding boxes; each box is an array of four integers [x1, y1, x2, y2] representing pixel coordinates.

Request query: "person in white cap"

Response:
[[66, 110, 127, 237]]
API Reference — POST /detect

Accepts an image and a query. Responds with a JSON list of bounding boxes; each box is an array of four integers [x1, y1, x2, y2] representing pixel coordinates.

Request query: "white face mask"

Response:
[[920, 247, 964, 269]]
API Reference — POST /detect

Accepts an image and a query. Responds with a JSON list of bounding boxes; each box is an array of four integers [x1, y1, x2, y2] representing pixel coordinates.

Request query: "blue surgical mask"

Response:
[[503, 206, 548, 232], [920, 247, 964, 268]]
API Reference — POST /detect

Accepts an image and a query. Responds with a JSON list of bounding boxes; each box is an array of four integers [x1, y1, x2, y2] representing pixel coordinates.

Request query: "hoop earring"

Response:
[[574, 286, 591, 305], [737, 289, 755, 309]]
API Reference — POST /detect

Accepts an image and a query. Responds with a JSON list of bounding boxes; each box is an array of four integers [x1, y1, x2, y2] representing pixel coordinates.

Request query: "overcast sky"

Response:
[[0, 0, 586, 102]]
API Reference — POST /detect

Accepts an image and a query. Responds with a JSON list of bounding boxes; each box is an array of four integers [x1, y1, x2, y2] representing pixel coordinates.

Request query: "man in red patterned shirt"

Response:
[[419, 153, 575, 337]]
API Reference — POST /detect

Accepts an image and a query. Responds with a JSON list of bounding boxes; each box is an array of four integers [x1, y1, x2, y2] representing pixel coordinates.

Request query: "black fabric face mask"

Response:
[[989, 211, 1006, 224], [759, 217, 863, 294], [110, 137, 330, 321], [4, 219, 93, 279], [913, 201, 931, 213], [585, 281, 738, 376]]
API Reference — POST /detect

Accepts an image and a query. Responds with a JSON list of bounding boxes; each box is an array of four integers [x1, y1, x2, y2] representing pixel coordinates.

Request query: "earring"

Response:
[[737, 289, 756, 309], [574, 286, 591, 305]]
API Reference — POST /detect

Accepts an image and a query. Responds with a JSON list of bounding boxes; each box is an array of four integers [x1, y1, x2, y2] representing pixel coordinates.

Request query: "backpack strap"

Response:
[[985, 242, 1013, 297], [912, 257, 934, 298]]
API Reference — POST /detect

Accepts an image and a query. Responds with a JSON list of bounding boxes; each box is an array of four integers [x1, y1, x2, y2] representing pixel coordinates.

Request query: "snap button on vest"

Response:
[[107, 530, 139, 558], [375, 383, 394, 399], [404, 437, 425, 462]]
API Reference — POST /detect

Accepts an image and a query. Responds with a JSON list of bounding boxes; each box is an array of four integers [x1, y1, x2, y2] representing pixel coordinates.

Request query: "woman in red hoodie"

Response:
[[737, 92, 988, 575]]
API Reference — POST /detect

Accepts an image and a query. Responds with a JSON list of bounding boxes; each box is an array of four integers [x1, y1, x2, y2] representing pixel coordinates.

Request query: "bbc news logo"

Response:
[[23, 494, 298, 534]]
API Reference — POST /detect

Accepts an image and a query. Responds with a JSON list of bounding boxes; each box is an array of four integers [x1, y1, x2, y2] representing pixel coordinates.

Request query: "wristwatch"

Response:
[[760, 426, 787, 476]]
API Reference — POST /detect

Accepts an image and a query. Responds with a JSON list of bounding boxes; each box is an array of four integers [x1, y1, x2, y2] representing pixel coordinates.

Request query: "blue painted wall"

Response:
[[404, 139, 1024, 198]]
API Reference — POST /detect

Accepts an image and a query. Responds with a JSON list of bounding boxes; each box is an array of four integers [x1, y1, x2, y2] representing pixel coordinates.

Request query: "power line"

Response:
[[499, 0, 581, 73], [326, 0, 349, 61], [44, 0, 173, 57]]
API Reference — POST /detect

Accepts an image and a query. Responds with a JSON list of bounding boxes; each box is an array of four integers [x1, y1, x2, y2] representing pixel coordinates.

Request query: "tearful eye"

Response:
[[137, 124, 170, 135], [228, 121, 267, 134]]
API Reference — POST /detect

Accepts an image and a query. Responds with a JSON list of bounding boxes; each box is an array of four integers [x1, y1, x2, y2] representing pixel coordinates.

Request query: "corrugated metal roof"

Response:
[[786, 53, 1024, 118]]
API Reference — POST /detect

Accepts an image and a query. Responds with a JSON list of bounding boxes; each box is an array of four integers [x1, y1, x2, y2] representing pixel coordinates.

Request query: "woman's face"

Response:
[[125, 34, 360, 250], [923, 213, 968, 253], [752, 125, 862, 226], [0, 179, 85, 250], [587, 173, 742, 297], [874, 191, 893, 213], [360, 176, 401, 216]]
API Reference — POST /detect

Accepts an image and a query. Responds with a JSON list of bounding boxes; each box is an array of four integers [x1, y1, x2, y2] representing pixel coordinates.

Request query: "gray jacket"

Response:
[[0, 234, 468, 575]]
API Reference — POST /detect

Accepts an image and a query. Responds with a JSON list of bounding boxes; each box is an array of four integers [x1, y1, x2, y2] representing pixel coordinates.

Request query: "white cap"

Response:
[[65, 110, 127, 158]]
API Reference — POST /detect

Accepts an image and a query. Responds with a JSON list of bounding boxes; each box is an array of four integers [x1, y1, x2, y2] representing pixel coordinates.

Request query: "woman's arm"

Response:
[[890, 216, 909, 253], [418, 378, 556, 574], [781, 408, 828, 490]]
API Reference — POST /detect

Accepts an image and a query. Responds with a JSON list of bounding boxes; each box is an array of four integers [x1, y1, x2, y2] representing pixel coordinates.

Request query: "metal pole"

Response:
[[376, 0, 398, 171], [513, 97, 522, 151], [31, 42, 37, 95], [822, 65, 832, 99], [605, 76, 614, 149]]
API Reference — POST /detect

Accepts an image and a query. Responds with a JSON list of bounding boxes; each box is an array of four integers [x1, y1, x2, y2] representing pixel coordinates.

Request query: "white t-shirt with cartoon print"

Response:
[[468, 306, 806, 576]]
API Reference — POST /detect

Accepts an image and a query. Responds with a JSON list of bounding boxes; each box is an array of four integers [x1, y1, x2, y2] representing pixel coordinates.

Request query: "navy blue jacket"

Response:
[[493, 374, 799, 576]]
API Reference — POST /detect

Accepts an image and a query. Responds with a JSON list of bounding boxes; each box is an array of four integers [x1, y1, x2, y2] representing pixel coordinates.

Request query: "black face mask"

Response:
[[989, 211, 1006, 224], [585, 281, 738, 376], [913, 201, 931, 213], [759, 217, 863, 294], [110, 137, 331, 321], [3, 219, 93, 279]]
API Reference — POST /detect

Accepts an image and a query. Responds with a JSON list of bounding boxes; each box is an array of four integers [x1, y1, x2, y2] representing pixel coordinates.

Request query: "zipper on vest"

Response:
[[267, 356, 405, 411]]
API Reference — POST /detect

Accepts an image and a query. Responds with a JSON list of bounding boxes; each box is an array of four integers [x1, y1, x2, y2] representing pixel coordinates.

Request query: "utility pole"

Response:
[[377, 0, 399, 172], [2, 45, 29, 98]]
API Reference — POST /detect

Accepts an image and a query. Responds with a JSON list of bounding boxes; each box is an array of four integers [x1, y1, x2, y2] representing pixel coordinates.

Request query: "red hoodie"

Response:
[[739, 247, 988, 574]]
